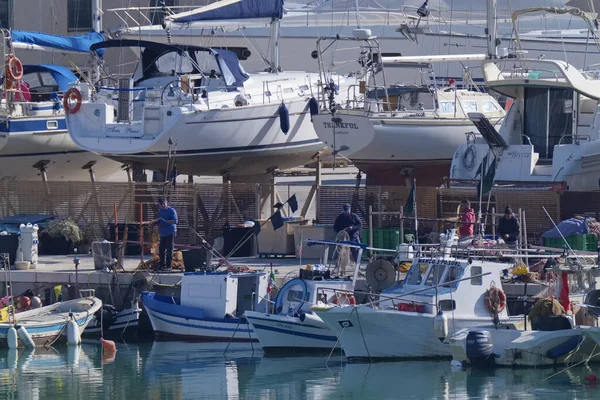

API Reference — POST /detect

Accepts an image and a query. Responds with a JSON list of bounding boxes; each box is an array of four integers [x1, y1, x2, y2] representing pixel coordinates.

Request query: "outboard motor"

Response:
[[466, 330, 495, 367]]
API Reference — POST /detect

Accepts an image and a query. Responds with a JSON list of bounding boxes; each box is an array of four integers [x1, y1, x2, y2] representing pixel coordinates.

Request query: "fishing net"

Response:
[[334, 230, 352, 277]]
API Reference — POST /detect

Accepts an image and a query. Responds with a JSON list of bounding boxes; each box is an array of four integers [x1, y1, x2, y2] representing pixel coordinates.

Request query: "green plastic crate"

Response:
[[543, 234, 598, 251]]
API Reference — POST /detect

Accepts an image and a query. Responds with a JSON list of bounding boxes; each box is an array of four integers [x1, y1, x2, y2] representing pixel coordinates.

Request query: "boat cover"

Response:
[[12, 30, 105, 56], [23, 64, 78, 91], [171, 0, 284, 23]]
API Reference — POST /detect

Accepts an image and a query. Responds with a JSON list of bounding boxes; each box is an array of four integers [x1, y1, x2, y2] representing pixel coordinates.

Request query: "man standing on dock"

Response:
[[334, 203, 362, 261], [153, 198, 178, 270]]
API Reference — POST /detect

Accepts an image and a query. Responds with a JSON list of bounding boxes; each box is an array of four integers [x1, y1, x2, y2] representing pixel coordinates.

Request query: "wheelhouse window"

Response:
[[471, 266, 483, 286], [461, 100, 478, 113], [439, 102, 455, 114], [68, 0, 92, 32], [0, 0, 11, 29]]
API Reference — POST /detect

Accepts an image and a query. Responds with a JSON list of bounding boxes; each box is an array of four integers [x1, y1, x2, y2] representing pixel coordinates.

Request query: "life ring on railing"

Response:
[[485, 287, 506, 314], [331, 292, 356, 306], [6, 56, 23, 81], [462, 145, 476, 172], [63, 88, 83, 114]]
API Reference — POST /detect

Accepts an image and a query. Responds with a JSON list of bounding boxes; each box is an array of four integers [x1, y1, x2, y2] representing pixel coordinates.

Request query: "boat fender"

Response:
[[462, 145, 476, 172], [297, 310, 306, 322], [30, 296, 42, 309], [7, 326, 18, 349], [16, 325, 35, 348], [433, 311, 448, 342], [279, 103, 290, 134], [66, 319, 81, 345], [308, 97, 319, 118], [465, 330, 495, 368]]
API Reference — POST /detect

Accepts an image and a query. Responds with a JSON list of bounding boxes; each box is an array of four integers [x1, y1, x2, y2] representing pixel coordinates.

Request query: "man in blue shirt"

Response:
[[333, 203, 362, 261], [153, 198, 178, 270]]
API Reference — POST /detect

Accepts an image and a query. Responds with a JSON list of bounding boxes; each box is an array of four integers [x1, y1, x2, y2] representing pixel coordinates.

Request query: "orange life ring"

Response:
[[63, 88, 83, 114], [485, 287, 506, 314], [7, 56, 23, 81], [331, 292, 356, 306]]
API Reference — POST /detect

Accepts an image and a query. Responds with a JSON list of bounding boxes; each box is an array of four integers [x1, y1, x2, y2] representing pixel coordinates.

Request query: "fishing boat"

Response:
[[65, 1, 350, 182], [450, 55, 600, 191], [83, 303, 142, 339], [141, 270, 268, 341], [311, 32, 505, 186], [0, 296, 102, 348], [245, 240, 366, 352], [449, 265, 600, 367], [0, 28, 125, 181]]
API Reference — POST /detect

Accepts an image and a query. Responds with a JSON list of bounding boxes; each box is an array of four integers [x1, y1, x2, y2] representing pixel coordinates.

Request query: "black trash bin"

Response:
[[0, 234, 19, 265], [223, 226, 256, 257], [181, 247, 213, 272]]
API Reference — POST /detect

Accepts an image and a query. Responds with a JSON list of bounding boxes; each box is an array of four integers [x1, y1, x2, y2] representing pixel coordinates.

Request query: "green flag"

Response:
[[477, 157, 496, 195], [474, 154, 488, 179]]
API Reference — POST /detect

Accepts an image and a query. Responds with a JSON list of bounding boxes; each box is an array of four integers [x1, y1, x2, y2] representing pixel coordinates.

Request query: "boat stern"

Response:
[[311, 111, 374, 158]]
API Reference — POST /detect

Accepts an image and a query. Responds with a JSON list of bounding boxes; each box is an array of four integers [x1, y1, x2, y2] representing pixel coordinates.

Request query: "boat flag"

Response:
[[404, 183, 415, 217], [270, 209, 284, 230], [267, 269, 277, 294], [288, 194, 298, 213], [477, 155, 496, 195]]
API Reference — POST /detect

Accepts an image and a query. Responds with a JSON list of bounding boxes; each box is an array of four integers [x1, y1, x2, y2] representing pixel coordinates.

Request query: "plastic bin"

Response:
[[0, 234, 19, 265], [543, 234, 598, 251], [223, 226, 256, 257], [181, 248, 213, 272]]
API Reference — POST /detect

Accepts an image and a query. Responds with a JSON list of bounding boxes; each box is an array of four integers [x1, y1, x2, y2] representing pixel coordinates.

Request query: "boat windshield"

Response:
[[405, 262, 463, 288]]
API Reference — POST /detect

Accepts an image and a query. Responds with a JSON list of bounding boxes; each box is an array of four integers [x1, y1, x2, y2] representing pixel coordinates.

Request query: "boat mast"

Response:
[[486, 0, 497, 58], [92, 0, 102, 82], [269, 18, 281, 72]]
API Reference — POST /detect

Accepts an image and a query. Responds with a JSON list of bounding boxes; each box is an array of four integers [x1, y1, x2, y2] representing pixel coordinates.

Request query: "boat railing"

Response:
[[558, 134, 591, 145], [521, 134, 533, 146], [497, 67, 560, 82], [345, 84, 393, 114]]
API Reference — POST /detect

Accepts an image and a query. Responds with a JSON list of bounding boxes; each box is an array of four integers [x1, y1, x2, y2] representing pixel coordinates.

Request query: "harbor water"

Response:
[[0, 341, 599, 399]]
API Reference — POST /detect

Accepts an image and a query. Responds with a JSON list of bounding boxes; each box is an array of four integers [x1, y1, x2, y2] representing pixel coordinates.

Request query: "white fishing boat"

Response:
[[83, 303, 142, 339], [450, 55, 600, 191], [65, 1, 351, 181], [0, 296, 102, 348], [311, 33, 505, 186], [448, 264, 600, 368], [313, 255, 520, 360], [141, 270, 268, 341]]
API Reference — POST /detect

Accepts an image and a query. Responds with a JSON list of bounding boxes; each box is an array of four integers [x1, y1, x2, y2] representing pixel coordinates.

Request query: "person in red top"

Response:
[[458, 200, 476, 238]]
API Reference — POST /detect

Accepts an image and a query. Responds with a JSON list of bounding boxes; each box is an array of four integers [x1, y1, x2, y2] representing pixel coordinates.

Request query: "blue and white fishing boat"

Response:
[[0, 296, 102, 348], [141, 271, 268, 341], [0, 29, 123, 181], [245, 239, 366, 352]]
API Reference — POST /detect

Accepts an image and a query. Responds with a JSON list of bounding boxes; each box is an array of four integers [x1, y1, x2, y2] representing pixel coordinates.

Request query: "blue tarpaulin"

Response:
[[12, 30, 105, 56], [171, 0, 284, 23], [23, 65, 78, 91], [214, 49, 249, 87], [542, 218, 588, 239], [0, 214, 55, 234]]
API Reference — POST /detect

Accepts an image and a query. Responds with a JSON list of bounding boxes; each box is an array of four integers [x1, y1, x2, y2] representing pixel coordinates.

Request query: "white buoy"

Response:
[[67, 344, 81, 365], [16, 325, 35, 348], [66, 320, 81, 345], [450, 359, 464, 372], [7, 326, 18, 349]]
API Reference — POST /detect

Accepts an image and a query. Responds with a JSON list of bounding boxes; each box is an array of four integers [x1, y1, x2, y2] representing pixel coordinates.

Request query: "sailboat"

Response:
[[65, 0, 351, 181]]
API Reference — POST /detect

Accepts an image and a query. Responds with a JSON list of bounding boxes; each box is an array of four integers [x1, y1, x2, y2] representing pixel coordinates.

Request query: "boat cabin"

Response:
[[180, 271, 268, 319], [274, 274, 354, 315], [382, 258, 510, 319]]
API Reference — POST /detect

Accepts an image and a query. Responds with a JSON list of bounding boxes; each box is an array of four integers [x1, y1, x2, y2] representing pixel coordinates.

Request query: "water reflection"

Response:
[[0, 342, 597, 399]]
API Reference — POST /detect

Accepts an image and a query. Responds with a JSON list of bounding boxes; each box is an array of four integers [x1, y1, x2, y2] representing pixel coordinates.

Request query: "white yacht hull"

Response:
[[245, 311, 339, 352], [315, 306, 497, 360], [68, 99, 325, 178], [0, 116, 124, 181], [312, 112, 487, 186]]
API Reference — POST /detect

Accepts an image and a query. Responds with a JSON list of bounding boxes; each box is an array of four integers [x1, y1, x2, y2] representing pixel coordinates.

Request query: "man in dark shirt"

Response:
[[153, 198, 178, 270], [498, 206, 520, 247], [333, 203, 362, 261]]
